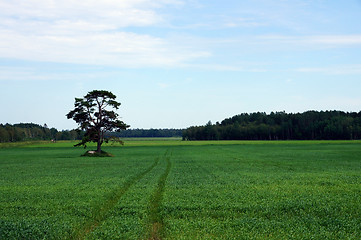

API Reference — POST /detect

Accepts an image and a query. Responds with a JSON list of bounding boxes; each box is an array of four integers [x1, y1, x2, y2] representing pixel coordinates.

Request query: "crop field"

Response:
[[0, 140, 360, 239]]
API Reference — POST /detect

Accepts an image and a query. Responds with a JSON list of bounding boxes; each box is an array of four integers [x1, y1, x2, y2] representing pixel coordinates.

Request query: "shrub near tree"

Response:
[[66, 90, 129, 155]]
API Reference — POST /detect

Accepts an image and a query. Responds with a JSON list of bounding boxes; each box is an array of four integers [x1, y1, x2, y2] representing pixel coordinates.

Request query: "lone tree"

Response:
[[66, 90, 129, 153]]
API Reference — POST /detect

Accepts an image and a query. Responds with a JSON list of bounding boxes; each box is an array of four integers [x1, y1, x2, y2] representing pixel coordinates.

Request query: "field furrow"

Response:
[[144, 150, 172, 240], [71, 156, 161, 240]]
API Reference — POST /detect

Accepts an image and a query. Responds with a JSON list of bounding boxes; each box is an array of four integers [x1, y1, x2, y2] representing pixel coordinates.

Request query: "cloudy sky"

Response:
[[1, 0, 361, 129]]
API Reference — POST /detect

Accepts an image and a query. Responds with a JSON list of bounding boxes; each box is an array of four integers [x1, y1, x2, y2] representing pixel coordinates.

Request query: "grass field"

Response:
[[0, 140, 360, 239]]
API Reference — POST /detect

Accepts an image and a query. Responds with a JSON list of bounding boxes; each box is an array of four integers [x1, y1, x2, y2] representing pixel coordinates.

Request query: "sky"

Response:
[[1, 0, 361, 130]]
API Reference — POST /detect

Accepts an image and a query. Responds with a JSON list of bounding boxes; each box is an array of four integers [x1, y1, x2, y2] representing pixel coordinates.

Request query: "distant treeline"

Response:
[[0, 123, 84, 142], [0, 123, 183, 143], [183, 111, 361, 141], [110, 128, 183, 138]]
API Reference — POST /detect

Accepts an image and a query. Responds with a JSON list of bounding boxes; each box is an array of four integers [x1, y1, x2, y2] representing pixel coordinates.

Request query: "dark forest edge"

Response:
[[3, 110, 361, 143], [183, 110, 361, 141], [0, 123, 183, 143]]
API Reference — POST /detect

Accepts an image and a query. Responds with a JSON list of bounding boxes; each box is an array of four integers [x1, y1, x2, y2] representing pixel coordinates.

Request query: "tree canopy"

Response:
[[66, 90, 129, 153], [183, 111, 361, 141]]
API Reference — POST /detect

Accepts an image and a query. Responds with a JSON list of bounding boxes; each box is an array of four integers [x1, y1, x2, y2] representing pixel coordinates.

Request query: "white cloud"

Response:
[[223, 17, 268, 28], [1, 0, 360, 71], [0, 0, 211, 68], [296, 64, 361, 75], [182, 63, 267, 72], [0, 0, 175, 26], [259, 35, 361, 47]]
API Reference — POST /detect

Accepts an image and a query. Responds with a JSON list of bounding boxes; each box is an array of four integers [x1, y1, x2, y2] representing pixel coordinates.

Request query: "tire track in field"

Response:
[[145, 150, 172, 240], [71, 156, 160, 240]]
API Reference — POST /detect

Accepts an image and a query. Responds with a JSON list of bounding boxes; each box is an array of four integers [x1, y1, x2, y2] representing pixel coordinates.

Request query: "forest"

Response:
[[3, 110, 361, 142], [0, 123, 182, 142], [0, 123, 83, 142], [183, 110, 361, 141], [111, 128, 182, 138]]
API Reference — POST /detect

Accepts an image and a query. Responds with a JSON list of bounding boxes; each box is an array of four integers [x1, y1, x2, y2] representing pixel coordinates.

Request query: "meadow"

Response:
[[0, 139, 360, 239]]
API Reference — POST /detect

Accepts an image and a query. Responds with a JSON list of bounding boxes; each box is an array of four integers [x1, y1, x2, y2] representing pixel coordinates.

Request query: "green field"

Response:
[[0, 140, 360, 239]]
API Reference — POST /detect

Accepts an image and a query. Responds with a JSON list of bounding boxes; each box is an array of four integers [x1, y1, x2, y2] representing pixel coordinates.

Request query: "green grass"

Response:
[[0, 140, 360, 239]]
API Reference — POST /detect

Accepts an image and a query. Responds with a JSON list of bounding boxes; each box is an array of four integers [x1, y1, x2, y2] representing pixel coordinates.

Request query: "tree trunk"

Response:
[[97, 130, 102, 153], [97, 140, 102, 153]]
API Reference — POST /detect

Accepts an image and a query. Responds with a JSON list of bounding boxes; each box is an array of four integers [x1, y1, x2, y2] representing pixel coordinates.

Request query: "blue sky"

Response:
[[1, 0, 361, 129]]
